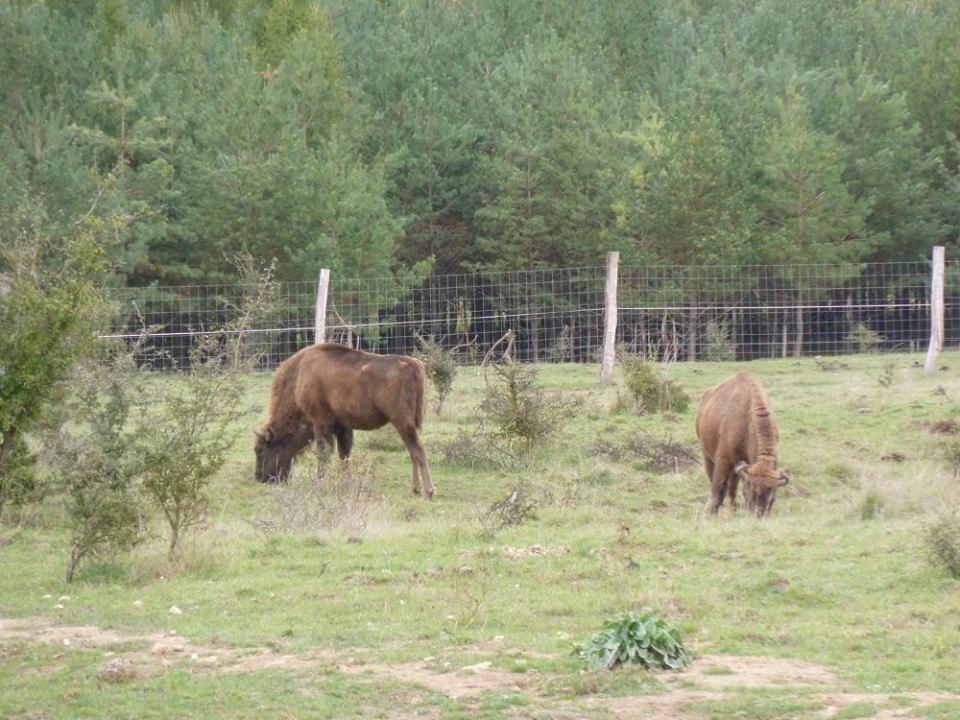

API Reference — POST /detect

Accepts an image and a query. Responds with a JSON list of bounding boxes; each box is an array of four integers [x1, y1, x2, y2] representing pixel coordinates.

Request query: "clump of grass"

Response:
[[619, 356, 690, 415], [860, 489, 885, 520], [925, 512, 960, 579], [258, 458, 385, 538], [575, 609, 693, 671], [876, 360, 896, 388], [941, 435, 960, 477]]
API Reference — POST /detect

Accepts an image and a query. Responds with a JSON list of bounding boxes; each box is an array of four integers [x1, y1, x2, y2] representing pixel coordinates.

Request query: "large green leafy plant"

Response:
[[576, 609, 693, 671]]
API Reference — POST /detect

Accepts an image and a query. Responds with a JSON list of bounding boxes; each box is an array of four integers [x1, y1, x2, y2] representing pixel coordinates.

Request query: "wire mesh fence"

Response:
[[103, 258, 959, 370]]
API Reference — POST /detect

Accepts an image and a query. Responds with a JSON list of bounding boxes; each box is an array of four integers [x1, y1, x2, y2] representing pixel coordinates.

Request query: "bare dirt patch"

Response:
[[0, 616, 328, 678], [5, 617, 960, 718]]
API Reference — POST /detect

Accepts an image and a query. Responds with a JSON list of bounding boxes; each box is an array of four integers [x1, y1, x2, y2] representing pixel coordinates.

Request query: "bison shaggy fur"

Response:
[[695, 371, 789, 517], [254, 343, 434, 498]]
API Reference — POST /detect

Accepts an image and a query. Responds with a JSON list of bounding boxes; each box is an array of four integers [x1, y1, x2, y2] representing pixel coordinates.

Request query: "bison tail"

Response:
[[414, 362, 426, 430]]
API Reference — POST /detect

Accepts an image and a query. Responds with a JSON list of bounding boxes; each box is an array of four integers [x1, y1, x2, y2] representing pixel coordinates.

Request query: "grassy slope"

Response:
[[2, 352, 960, 718]]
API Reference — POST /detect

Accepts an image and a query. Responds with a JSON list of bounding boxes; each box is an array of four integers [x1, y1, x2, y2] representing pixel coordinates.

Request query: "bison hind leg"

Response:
[[396, 424, 434, 500]]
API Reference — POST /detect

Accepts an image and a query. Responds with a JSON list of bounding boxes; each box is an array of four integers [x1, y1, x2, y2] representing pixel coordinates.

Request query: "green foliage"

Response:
[[925, 512, 960, 579], [848, 324, 884, 354], [414, 335, 458, 415], [860, 489, 885, 521], [479, 363, 579, 450], [0, 224, 107, 506], [0, 433, 37, 520], [137, 337, 247, 557], [620, 356, 690, 415], [703, 320, 735, 362], [575, 609, 693, 671], [52, 350, 146, 583]]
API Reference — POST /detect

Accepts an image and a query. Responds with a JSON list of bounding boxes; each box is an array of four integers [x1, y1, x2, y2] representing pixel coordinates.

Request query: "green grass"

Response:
[[2, 352, 960, 719]]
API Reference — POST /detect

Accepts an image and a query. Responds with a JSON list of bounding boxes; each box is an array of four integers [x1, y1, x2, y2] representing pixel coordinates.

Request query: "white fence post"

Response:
[[314, 268, 330, 345], [925, 246, 946, 374], [600, 251, 620, 383]]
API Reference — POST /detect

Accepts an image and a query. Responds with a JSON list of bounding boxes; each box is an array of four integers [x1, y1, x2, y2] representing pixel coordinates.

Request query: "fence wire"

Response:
[[103, 259, 958, 370]]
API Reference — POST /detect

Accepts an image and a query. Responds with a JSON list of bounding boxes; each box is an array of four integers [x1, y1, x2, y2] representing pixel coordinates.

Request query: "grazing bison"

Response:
[[254, 344, 435, 499], [695, 371, 789, 517]]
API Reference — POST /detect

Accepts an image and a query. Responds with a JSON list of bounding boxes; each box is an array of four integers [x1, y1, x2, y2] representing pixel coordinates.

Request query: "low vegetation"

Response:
[[575, 609, 693, 670], [1, 352, 959, 718]]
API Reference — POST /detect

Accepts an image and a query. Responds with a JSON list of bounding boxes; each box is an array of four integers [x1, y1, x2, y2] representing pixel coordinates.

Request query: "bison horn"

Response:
[[734, 461, 749, 476], [253, 426, 276, 443], [778, 470, 790, 487]]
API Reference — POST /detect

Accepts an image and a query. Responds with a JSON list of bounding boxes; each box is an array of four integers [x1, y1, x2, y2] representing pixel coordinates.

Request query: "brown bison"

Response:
[[254, 343, 435, 499], [695, 371, 789, 517]]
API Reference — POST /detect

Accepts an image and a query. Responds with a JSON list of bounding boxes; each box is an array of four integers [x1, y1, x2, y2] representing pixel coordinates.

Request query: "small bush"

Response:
[[479, 363, 579, 449], [703, 320, 735, 362], [925, 512, 960, 579], [547, 325, 573, 363], [575, 609, 693, 670], [415, 335, 458, 415], [480, 479, 537, 536], [620, 356, 690, 415], [848, 323, 884, 353], [876, 360, 896, 388], [628, 431, 699, 472]]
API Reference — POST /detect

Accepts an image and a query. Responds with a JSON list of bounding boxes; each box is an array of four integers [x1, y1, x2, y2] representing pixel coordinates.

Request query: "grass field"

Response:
[[2, 352, 960, 719]]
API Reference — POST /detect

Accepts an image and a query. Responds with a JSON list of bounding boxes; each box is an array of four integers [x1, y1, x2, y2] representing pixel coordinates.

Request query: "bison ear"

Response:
[[734, 461, 749, 476], [778, 470, 790, 487]]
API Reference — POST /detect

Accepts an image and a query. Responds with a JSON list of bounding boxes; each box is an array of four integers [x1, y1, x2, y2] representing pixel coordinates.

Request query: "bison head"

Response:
[[254, 426, 298, 483], [735, 461, 789, 517]]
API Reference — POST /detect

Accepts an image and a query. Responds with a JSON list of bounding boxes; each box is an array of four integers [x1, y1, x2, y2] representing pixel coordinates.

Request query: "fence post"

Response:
[[314, 268, 330, 345], [924, 246, 946, 374], [600, 251, 620, 383]]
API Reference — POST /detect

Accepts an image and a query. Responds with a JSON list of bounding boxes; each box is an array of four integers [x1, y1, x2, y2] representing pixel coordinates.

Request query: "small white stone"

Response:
[[42, 594, 53, 599], [58, 595, 70, 602], [53, 604, 64, 610], [132, 600, 143, 608], [62, 638, 72, 646], [169, 605, 182, 615]]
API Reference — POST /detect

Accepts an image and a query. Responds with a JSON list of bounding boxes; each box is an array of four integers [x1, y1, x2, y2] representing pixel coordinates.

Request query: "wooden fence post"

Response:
[[600, 251, 620, 383], [924, 246, 945, 374], [314, 268, 330, 345]]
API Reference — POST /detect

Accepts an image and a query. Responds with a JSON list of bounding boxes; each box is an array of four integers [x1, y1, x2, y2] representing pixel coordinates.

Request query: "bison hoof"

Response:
[[412, 486, 421, 495], [426, 489, 435, 501]]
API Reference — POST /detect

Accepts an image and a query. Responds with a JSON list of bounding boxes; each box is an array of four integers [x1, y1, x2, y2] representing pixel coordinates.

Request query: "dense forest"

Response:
[[2, 0, 960, 287]]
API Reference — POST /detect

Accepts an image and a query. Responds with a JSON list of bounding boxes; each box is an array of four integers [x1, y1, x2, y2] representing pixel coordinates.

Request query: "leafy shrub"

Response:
[[848, 323, 884, 353], [703, 320, 735, 362], [620, 356, 690, 415], [576, 609, 693, 670], [415, 335, 458, 414], [941, 435, 960, 477], [51, 350, 147, 583], [925, 512, 960, 579], [479, 363, 578, 449], [0, 434, 38, 521]]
